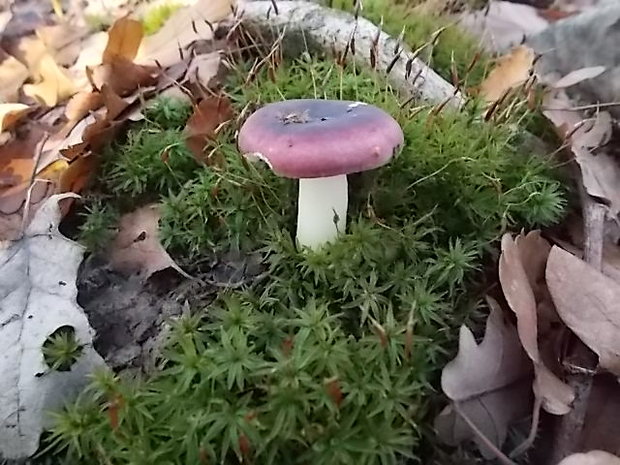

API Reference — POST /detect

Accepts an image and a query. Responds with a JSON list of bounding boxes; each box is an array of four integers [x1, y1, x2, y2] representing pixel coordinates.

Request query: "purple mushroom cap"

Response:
[[237, 99, 404, 179]]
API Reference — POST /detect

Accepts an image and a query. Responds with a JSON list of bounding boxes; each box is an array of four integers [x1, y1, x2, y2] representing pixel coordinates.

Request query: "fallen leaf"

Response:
[[0, 104, 30, 132], [0, 51, 30, 102], [65, 91, 105, 124], [23, 54, 77, 106], [0, 128, 43, 189], [542, 90, 620, 216], [546, 246, 620, 376], [528, 2, 620, 120], [558, 451, 620, 465], [552, 66, 606, 89], [88, 58, 159, 97], [186, 52, 222, 90], [459, 1, 549, 52], [108, 204, 189, 279], [185, 96, 233, 162], [0, 194, 106, 459], [479, 45, 535, 103], [136, 0, 233, 68], [435, 298, 533, 458], [499, 232, 575, 415], [102, 16, 144, 64]]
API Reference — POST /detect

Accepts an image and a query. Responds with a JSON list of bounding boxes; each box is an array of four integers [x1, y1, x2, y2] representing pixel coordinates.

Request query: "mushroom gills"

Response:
[[296, 175, 348, 250]]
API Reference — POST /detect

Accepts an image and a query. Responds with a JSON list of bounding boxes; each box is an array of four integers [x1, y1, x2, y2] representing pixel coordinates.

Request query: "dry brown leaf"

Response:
[[0, 52, 29, 102], [552, 66, 606, 89], [186, 52, 222, 90], [435, 298, 533, 458], [479, 45, 535, 103], [0, 104, 30, 132], [543, 90, 620, 216], [136, 0, 233, 68], [0, 128, 43, 189], [499, 232, 575, 415], [558, 451, 620, 465], [185, 96, 233, 163], [102, 16, 144, 64], [108, 204, 189, 279], [88, 58, 159, 97], [65, 92, 104, 123], [23, 54, 77, 106], [546, 246, 620, 376]]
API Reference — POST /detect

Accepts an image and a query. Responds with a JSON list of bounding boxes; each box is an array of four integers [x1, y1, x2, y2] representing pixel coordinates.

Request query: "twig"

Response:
[[510, 397, 542, 458], [542, 101, 620, 112], [549, 179, 603, 464], [453, 402, 518, 465]]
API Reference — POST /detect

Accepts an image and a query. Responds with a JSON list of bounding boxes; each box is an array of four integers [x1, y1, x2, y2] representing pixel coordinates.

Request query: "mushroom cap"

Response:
[[237, 99, 404, 179]]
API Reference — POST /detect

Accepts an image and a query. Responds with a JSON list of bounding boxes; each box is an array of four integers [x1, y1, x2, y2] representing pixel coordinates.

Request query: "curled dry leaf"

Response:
[[499, 231, 575, 415], [102, 16, 144, 64], [0, 194, 106, 459], [0, 104, 30, 132], [23, 54, 77, 106], [552, 66, 606, 89], [108, 204, 189, 280], [478, 45, 535, 103], [543, 89, 620, 216], [435, 298, 533, 458], [185, 96, 233, 163], [558, 451, 620, 465], [546, 246, 620, 376], [88, 58, 160, 97]]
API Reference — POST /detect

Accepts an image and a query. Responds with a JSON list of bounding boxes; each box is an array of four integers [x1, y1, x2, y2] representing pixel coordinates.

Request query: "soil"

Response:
[[75, 249, 266, 372]]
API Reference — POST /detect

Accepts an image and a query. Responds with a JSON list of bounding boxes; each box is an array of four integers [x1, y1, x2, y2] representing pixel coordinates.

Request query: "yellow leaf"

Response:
[[103, 17, 144, 64], [136, 0, 233, 67], [23, 55, 77, 106], [479, 45, 534, 103], [0, 104, 30, 132]]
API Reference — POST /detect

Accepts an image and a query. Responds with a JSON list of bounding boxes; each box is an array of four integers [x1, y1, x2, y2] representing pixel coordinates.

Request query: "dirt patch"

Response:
[[76, 250, 265, 371]]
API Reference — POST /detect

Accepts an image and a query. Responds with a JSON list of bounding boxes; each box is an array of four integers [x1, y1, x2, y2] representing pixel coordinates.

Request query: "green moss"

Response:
[[328, 0, 489, 85], [53, 56, 565, 464], [142, 2, 183, 35]]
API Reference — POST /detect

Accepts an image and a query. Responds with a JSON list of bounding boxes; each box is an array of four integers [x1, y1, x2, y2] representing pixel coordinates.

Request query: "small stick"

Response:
[[454, 402, 518, 465]]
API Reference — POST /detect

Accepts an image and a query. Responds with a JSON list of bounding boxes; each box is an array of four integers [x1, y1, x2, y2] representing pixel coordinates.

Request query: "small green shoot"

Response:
[[42, 326, 84, 372]]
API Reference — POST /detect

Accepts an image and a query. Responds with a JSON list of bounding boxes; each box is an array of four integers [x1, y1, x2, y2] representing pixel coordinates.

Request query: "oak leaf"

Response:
[[108, 204, 189, 279], [499, 231, 574, 415], [185, 96, 233, 163], [546, 246, 620, 375], [0, 194, 106, 459], [435, 298, 533, 458]]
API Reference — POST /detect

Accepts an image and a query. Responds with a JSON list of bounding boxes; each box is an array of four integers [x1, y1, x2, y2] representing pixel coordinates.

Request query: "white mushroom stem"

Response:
[[296, 175, 348, 250]]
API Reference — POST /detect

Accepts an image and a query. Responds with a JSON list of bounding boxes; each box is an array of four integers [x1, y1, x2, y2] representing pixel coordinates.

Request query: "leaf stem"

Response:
[[453, 402, 518, 465]]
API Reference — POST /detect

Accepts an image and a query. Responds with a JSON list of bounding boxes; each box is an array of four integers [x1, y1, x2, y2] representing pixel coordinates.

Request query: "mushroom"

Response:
[[237, 99, 404, 250]]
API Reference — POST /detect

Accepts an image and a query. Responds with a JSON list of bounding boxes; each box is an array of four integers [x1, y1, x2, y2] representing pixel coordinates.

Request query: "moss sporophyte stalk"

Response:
[[61, 43, 565, 465]]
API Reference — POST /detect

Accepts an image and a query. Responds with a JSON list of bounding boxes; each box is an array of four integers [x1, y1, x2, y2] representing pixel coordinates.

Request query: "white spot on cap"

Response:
[[244, 152, 273, 170], [348, 102, 367, 108]]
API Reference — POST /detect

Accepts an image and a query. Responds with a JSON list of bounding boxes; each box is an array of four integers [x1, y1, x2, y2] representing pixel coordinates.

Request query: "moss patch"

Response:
[[53, 54, 565, 464], [328, 0, 489, 86]]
